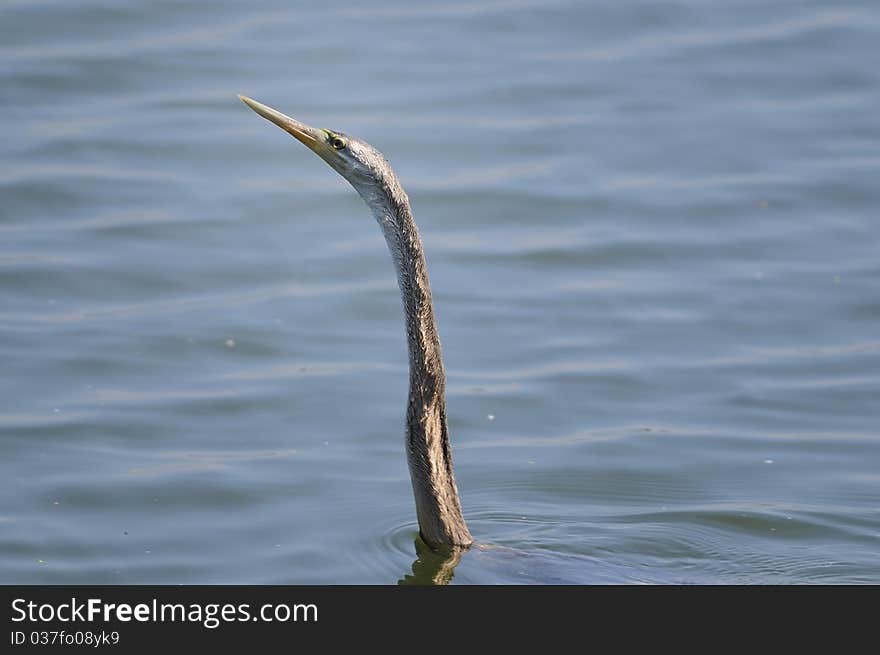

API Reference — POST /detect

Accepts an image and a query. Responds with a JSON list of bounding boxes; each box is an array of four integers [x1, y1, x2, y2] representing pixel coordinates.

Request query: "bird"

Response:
[[239, 95, 473, 550]]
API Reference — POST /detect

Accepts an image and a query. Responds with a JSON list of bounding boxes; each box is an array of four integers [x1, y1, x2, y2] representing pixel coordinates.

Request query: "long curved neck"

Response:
[[357, 175, 472, 549]]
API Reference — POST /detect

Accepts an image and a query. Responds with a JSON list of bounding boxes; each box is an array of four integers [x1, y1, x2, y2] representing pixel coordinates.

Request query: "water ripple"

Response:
[[535, 9, 878, 62]]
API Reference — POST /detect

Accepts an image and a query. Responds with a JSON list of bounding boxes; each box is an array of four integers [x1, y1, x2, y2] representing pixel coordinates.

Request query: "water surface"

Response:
[[2, 0, 879, 583]]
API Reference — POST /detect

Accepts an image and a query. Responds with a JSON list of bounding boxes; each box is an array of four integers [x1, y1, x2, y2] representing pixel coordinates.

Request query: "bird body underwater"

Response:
[[239, 95, 473, 549]]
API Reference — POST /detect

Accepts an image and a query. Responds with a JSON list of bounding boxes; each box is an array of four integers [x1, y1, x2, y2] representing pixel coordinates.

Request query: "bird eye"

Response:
[[330, 136, 346, 150]]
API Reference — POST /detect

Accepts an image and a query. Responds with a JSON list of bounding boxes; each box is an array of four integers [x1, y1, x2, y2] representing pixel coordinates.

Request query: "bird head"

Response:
[[238, 95, 392, 195]]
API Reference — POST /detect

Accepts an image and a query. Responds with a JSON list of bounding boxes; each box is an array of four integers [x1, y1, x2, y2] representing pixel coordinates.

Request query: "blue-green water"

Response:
[[2, 0, 879, 584]]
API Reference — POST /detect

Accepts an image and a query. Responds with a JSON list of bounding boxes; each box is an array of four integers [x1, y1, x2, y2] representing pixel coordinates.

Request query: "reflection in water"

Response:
[[397, 539, 645, 584], [398, 538, 464, 586]]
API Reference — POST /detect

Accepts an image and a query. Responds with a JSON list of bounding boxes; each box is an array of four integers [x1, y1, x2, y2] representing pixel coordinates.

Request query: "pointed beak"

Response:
[[238, 95, 324, 153]]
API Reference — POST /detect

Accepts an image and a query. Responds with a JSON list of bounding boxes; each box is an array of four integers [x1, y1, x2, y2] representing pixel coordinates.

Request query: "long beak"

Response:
[[238, 95, 323, 152]]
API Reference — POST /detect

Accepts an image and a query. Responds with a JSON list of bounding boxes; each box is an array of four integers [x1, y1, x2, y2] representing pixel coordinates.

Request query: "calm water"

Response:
[[2, 0, 879, 584]]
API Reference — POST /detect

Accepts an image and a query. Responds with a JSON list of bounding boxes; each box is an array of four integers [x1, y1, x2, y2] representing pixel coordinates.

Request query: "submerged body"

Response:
[[239, 95, 472, 548]]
